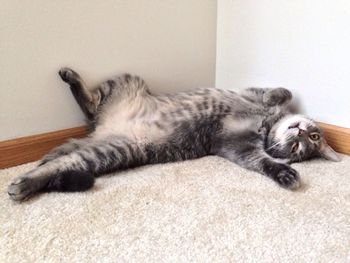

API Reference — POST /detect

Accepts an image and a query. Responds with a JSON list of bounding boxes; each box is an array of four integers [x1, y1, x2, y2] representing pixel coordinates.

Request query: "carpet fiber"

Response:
[[1, 156, 350, 262]]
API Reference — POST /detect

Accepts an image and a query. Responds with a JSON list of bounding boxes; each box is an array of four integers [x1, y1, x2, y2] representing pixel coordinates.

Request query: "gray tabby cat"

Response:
[[8, 68, 340, 201]]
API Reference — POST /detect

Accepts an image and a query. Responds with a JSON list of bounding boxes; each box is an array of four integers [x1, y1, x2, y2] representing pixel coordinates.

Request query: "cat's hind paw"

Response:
[[58, 67, 80, 84], [8, 177, 36, 201]]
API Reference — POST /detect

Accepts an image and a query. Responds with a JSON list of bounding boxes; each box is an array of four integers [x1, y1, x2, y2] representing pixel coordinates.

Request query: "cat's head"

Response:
[[266, 114, 340, 163]]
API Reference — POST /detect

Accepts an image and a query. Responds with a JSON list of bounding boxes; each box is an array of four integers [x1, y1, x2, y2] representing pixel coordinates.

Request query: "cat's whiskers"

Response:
[[268, 133, 295, 158], [266, 140, 283, 151], [267, 133, 294, 151]]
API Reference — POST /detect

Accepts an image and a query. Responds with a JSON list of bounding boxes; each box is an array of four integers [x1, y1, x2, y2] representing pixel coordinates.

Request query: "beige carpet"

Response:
[[1, 156, 350, 262]]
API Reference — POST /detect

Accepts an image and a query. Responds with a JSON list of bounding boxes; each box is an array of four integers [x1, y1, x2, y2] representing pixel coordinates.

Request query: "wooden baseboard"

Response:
[[0, 122, 349, 169], [0, 126, 87, 169], [318, 122, 350, 155]]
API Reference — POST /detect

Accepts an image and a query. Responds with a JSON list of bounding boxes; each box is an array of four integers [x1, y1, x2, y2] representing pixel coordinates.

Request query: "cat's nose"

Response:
[[298, 129, 306, 136]]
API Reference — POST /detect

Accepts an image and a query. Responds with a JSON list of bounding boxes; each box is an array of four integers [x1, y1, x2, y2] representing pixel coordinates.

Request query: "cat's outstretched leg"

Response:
[[8, 137, 143, 201], [213, 132, 300, 190], [59, 67, 100, 120], [38, 137, 91, 166]]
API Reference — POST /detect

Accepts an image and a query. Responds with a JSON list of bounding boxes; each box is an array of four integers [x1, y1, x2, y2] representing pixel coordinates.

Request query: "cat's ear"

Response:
[[319, 140, 341, 162]]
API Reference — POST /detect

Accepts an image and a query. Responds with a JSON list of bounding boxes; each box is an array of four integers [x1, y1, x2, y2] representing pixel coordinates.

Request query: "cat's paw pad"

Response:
[[8, 177, 35, 201], [58, 67, 80, 84], [276, 167, 301, 190]]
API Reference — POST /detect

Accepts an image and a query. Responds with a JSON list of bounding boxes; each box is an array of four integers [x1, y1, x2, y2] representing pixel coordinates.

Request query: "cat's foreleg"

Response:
[[240, 87, 267, 103], [241, 87, 292, 106], [216, 143, 301, 190], [262, 87, 292, 106]]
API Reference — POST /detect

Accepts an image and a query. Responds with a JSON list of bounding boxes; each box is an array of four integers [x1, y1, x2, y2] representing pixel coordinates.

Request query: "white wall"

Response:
[[216, 0, 350, 128], [0, 0, 217, 141]]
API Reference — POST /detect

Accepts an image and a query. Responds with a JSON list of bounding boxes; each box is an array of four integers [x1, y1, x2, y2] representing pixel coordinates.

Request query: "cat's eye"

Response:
[[309, 133, 320, 141], [291, 142, 299, 153]]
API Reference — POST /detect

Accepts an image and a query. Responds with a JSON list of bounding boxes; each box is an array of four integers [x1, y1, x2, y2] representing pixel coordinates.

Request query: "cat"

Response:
[[8, 68, 340, 201]]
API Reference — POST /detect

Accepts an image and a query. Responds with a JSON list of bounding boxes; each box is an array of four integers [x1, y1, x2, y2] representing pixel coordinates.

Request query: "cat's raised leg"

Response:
[[59, 67, 99, 120], [214, 134, 300, 190], [8, 137, 143, 201]]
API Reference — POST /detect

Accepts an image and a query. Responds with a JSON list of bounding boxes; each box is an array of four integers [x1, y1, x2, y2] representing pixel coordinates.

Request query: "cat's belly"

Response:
[[92, 119, 169, 142], [222, 115, 261, 133], [91, 99, 171, 142]]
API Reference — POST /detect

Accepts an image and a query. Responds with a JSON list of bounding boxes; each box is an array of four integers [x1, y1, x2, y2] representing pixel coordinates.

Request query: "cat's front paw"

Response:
[[275, 167, 301, 190], [8, 176, 35, 201], [58, 67, 80, 84], [263, 88, 292, 106]]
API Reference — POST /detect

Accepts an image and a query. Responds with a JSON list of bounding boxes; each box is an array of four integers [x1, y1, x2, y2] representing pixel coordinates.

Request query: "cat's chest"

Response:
[[221, 115, 263, 134]]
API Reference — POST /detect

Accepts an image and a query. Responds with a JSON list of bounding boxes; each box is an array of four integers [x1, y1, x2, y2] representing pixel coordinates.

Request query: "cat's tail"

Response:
[[45, 170, 95, 192]]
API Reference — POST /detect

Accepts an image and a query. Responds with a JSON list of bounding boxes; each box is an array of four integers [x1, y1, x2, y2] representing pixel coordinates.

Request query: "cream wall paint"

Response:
[[216, 0, 350, 128], [0, 0, 216, 140]]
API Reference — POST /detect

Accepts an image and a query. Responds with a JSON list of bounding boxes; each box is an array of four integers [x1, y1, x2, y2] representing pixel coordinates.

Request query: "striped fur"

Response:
[[8, 68, 340, 201]]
